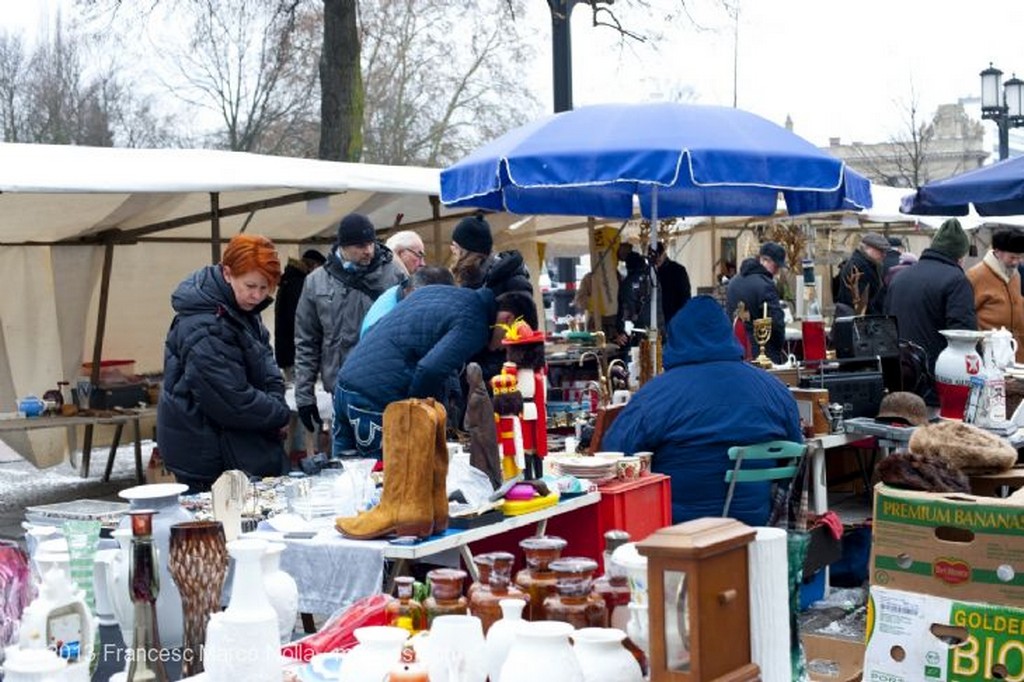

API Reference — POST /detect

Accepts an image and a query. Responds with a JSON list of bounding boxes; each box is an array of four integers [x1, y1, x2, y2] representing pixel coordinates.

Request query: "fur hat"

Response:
[[876, 392, 929, 427], [336, 213, 376, 247], [452, 211, 493, 255], [908, 421, 1017, 474], [301, 248, 326, 265], [861, 232, 890, 252], [992, 228, 1024, 254], [930, 218, 970, 260], [876, 451, 970, 493], [759, 242, 786, 269]]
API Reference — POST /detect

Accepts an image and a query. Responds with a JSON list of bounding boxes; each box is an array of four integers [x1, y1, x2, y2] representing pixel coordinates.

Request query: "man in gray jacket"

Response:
[[294, 213, 406, 434]]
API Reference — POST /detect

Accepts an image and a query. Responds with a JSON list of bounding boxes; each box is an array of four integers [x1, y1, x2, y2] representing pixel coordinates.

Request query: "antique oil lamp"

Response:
[[635, 518, 759, 682]]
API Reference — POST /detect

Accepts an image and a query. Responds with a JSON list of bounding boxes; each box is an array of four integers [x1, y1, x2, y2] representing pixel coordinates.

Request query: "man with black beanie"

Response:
[[967, 227, 1024, 364], [293, 213, 405, 436], [885, 218, 977, 406]]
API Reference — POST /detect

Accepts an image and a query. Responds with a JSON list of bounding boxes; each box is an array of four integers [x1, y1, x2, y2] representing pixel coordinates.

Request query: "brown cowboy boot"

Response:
[[423, 398, 450, 533], [335, 399, 436, 539]]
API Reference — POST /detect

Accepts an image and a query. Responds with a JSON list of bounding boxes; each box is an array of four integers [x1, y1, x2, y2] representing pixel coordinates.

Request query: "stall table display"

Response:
[[0, 407, 156, 482]]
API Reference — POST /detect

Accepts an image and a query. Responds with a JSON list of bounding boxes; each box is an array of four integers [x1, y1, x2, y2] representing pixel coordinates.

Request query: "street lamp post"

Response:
[[980, 63, 1024, 160]]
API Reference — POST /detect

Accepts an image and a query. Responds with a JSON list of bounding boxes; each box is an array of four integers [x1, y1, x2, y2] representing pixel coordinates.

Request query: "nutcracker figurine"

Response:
[[501, 321, 548, 480], [490, 368, 524, 480]]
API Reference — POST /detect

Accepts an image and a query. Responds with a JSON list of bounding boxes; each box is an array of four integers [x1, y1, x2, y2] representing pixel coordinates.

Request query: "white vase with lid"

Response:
[[260, 541, 298, 643], [572, 628, 643, 682], [116, 482, 193, 648], [485, 598, 526, 682], [934, 329, 987, 420], [343, 626, 409, 682], [499, 620, 583, 682], [204, 538, 280, 682]]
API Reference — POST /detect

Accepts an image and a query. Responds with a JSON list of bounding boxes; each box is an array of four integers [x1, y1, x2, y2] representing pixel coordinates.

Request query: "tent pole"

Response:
[[429, 195, 443, 265], [210, 192, 222, 264], [81, 235, 116, 477]]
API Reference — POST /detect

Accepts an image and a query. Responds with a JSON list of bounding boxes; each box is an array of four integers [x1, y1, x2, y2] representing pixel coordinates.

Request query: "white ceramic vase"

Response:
[[261, 541, 299, 643], [421, 615, 487, 682], [117, 482, 193, 648], [572, 628, 643, 682], [343, 626, 409, 682], [934, 329, 987, 420], [485, 599, 527, 682], [499, 620, 583, 682], [105, 528, 135, 650], [204, 538, 280, 682]]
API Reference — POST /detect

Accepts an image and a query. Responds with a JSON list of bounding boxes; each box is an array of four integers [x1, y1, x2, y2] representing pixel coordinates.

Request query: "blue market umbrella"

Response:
[[440, 102, 872, 220], [901, 155, 1024, 216]]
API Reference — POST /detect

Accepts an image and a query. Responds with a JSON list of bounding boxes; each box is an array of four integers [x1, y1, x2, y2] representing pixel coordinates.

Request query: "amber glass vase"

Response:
[[543, 557, 608, 628], [514, 535, 567, 621], [467, 553, 494, 599], [386, 576, 427, 634], [469, 551, 529, 634], [167, 520, 229, 677], [424, 568, 468, 626]]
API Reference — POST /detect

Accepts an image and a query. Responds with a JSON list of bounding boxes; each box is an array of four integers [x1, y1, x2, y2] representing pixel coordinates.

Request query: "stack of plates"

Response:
[[550, 456, 617, 484]]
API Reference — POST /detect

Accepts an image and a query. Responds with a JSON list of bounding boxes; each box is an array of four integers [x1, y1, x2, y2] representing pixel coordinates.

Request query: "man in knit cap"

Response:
[[294, 213, 406, 435], [967, 227, 1024, 364], [885, 218, 977, 406], [834, 232, 889, 315]]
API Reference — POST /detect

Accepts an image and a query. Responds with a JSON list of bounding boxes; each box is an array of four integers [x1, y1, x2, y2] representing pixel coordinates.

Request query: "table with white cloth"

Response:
[[245, 491, 601, 618]]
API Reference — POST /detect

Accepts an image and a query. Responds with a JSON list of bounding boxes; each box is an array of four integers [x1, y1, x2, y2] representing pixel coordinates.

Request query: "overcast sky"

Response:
[[6, 0, 1024, 156]]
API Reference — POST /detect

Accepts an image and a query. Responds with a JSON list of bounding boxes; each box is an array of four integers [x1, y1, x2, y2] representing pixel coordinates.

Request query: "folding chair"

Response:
[[722, 440, 808, 517]]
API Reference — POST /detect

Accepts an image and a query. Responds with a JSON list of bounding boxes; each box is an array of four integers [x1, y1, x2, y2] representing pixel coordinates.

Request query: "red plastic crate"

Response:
[[596, 474, 672, 562]]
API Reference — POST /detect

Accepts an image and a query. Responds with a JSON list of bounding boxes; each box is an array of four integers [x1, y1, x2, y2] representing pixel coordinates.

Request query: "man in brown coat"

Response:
[[967, 227, 1024, 363]]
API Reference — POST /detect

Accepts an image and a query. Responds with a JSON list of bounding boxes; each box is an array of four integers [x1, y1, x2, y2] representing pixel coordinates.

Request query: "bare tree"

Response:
[[847, 88, 935, 188], [0, 32, 28, 142], [360, 0, 538, 166]]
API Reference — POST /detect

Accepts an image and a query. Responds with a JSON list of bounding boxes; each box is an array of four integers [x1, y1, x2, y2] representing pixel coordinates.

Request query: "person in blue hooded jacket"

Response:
[[601, 295, 803, 526]]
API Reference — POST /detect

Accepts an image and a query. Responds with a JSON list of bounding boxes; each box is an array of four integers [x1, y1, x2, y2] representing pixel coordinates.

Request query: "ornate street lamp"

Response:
[[980, 63, 1024, 160]]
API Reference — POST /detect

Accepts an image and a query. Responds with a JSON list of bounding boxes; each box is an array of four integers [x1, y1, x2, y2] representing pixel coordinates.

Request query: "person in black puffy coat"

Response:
[[157, 235, 292, 492], [726, 242, 787, 364]]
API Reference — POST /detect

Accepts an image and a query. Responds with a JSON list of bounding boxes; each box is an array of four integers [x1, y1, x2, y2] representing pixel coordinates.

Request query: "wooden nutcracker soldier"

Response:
[[490, 368, 524, 480], [501, 321, 548, 480]]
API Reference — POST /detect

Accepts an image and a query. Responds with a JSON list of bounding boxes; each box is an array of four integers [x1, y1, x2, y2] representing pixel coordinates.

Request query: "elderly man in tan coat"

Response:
[[967, 227, 1024, 363]]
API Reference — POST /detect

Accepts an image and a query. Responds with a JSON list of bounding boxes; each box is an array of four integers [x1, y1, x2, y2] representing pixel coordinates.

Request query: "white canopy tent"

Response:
[[0, 143, 472, 466]]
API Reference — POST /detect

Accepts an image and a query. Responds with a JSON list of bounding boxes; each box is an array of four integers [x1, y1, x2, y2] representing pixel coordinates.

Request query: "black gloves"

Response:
[[298, 404, 322, 432]]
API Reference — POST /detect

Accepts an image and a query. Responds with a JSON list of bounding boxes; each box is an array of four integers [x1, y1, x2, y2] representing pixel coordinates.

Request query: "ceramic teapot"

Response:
[[17, 396, 45, 418]]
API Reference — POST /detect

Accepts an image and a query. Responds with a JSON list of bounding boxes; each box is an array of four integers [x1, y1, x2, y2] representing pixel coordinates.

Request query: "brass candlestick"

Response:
[[752, 317, 773, 369]]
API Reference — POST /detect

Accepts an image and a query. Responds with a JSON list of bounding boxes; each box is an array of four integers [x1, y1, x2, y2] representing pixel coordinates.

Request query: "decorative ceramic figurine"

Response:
[[501, 322, 549, 480]]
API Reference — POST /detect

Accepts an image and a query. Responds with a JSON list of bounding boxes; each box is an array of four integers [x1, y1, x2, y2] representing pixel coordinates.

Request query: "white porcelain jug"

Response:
[[343, 626, 409, 682], [485, 599, 526, 682], [988, 327, 1019, 370]]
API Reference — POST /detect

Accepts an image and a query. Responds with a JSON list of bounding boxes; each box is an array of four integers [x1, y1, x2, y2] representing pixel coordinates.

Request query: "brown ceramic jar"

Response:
[[543, 557, 608, 629], [514, 535, 567, 620], [469, 551, 529, 634], [424, 568, 468, 626]]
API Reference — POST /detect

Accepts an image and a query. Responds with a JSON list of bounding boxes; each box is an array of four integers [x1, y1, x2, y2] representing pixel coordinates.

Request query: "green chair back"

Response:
[[722, 440, 807, 517]]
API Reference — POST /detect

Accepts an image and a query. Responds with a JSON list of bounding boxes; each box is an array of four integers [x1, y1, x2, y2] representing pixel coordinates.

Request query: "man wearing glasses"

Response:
[[386, 231, 427, 275]]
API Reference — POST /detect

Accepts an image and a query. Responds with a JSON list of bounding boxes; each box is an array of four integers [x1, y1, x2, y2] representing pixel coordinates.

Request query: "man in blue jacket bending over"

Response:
[[602, 295, 803, 526], [332, 285, 536, 459]]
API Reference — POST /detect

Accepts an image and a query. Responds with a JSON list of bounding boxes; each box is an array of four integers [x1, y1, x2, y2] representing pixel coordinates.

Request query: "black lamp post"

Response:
[[980, 63, 1024, 160]]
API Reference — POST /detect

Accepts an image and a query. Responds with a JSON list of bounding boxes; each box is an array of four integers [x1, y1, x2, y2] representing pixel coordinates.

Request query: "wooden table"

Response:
[[0, 407, 155, 482]]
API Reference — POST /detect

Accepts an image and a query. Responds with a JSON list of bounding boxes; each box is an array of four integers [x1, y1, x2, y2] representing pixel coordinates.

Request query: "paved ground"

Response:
[[0, 439, 149, 543]]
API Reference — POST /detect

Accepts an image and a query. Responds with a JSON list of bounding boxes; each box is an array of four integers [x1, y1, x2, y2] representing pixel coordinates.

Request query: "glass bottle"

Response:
[[467, 553, 494, 599], [126, 510, 170, 682], [514, 535, 567, 621], [469, 551, 529, 634], [386, 576, 427, 635], [593, 530, 632, 632], [543, 557, 607, 629], [423, 568, 468, 626]]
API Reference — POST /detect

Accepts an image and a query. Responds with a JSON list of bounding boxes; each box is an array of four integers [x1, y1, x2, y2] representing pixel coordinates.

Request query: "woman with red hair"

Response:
[[158, 234, 292, 491]]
